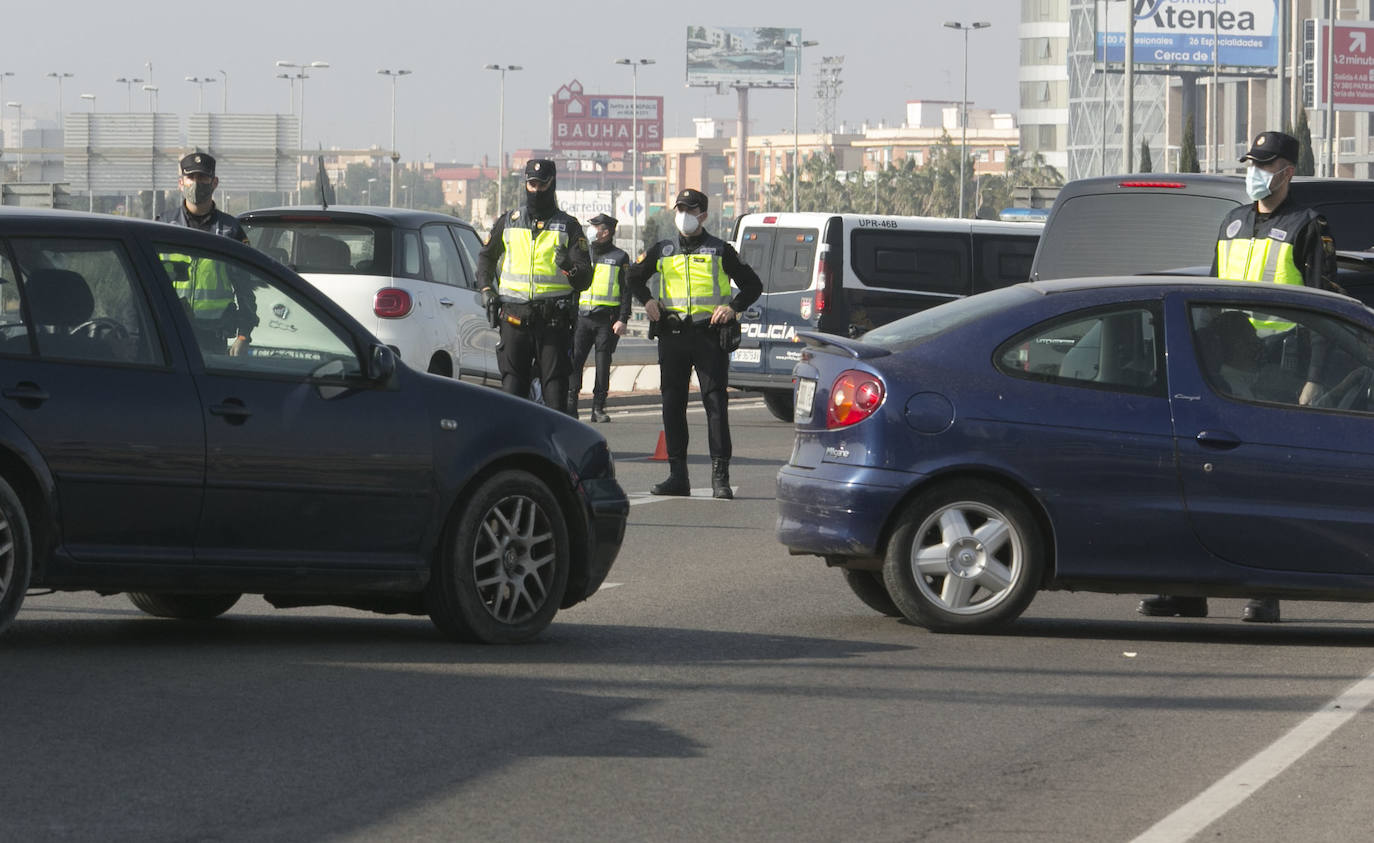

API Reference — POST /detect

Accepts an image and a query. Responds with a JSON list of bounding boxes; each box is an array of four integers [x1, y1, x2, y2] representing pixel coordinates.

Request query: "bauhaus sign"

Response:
[[1095, 0, 1279, 70], [551, 80, 664, 154]]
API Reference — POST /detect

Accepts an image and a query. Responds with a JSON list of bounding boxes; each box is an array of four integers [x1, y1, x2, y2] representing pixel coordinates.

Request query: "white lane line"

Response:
[[604, 399, 766, 422], [596, 582, 623, 591], [627, 488, 738, 505], [1131, 669, 1374, 842]]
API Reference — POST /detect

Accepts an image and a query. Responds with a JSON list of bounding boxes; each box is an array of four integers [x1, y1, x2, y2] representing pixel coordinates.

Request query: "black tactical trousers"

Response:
[[498, 318, 572, 414], [658, 324, 730, 462], [569, 310, 620, 410]]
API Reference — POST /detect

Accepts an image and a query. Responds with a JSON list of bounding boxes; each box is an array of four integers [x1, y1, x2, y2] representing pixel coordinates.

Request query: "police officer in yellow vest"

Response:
[[628, 189, 762, 499], [158, 152, 257, 356], [477, 159, 591, 412], [1139, 129, 1334, 626], [567, 213, 631, 422]]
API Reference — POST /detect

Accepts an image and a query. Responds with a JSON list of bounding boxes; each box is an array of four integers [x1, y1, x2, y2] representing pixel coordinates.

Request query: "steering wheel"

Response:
[[69, 318, 130, 343], [1311, 366, 1374, 410]]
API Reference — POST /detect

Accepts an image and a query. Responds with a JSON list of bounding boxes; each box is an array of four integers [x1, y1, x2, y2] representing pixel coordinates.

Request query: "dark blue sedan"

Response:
[[0, 208, 627, 643], [778, 277, 1374, 632]]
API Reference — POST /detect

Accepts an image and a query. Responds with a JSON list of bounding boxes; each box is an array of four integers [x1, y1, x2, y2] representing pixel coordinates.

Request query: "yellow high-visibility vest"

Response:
[[656, 250, 730, 317], [499, 218, 572, 301]]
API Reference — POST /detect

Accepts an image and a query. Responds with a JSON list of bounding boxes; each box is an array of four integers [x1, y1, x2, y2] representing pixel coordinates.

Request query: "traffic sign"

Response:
[[1315, 20, 1374, 112]]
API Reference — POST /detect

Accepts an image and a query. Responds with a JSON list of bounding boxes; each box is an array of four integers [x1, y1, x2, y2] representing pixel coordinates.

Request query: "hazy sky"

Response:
[[5, 0, 1019, 164]]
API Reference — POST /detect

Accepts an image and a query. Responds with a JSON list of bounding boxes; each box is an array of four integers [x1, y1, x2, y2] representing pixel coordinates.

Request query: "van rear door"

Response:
[[734, 221, 823, 384]]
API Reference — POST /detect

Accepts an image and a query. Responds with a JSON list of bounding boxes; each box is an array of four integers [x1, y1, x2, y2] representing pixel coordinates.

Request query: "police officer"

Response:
[[477, 159, 591, 412], [568, 213, 631, 422], [1139, 129, 1334, 625], [158, 151, 257, 356], [628, 189, 762, 499]]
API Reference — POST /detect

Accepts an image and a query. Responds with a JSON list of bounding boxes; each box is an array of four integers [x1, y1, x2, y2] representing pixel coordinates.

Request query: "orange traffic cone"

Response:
[[650, 430, 668, 461]]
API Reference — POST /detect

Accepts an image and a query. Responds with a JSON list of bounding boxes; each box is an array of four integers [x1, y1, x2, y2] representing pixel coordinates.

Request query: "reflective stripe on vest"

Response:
[[160, 252, 234, 320], [499, 225, 571, 301], [656, 252, 730, 316], [1216, 236, 1301, 332], [580, 261, 622, 308]]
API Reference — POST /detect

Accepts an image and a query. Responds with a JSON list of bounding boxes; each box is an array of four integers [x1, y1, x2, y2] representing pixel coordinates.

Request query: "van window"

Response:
[[1035, 193, 1234, 280], [850, 230, 969, 294], [975, 234, 1038, 293], [771, 228, 816, 293]]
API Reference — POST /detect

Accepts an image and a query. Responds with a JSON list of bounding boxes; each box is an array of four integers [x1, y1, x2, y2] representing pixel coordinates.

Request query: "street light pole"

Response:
[[378, 69, 412, 208], [185, 76, 217, 113], [115, 76, 144, 112], [218, 69, 228, 112], [6, 102, 21, 180], [943, 21, 990, 219], [46, 71, 74, 127], [276, 60, 330, 204], [367, 177, 377, 206], [483, 64, 523, 221], [142, 84, 158, 112], [789, 38, 819, 213], [615, 58, 654, 252]]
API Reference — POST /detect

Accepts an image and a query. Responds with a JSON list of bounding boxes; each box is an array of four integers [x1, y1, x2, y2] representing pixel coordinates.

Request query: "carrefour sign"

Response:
[[1096, 0, 1278, 69]]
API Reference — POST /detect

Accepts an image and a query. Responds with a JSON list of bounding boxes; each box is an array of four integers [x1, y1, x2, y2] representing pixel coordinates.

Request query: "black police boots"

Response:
[[1137, 595, 1208, 617], [651, 459, 690, 496], [711, 459, 733, 500], [590, 405, 611, 424], [1241, 598, 1280, 623]]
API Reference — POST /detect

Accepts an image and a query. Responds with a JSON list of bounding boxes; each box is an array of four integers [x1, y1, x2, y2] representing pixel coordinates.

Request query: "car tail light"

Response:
[[815, 249, 832, 314], [1118, 181, 1186, 189], [762, 215, 778, 224], [827, 370, 885, 429], [374, 287, 413, 318]]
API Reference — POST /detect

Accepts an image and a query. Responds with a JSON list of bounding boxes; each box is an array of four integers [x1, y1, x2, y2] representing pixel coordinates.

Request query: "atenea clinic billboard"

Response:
[[1096, 0, 1279, 70], [686, 26, 802, 87]]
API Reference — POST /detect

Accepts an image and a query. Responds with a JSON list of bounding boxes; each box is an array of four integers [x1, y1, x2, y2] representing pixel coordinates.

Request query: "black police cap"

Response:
[[674, 188, 708, 211], [588, 213, 617, 229], [180, 152, 216, 176], [1240, 131, 1300, 165], [525, 159, 556, 182]]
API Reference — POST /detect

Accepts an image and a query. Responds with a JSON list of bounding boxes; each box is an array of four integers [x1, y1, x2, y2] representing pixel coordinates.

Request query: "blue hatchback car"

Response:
[[778, 277, 1374, 632]]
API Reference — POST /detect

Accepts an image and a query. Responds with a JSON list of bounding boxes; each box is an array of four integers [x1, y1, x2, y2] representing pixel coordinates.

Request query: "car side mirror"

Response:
[[367, 342, 397, 383]]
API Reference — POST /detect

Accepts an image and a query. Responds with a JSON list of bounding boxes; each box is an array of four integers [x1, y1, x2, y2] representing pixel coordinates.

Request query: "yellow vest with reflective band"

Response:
[[160, 252, 235, 322], [656, 250, 730, 317], [499, 219, 572, 301], [580, 260, 623, 308], [1216, 237, 1303, 287]]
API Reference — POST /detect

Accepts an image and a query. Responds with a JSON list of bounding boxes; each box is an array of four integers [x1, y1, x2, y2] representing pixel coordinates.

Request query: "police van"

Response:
[[728, 212, 1042, 419]]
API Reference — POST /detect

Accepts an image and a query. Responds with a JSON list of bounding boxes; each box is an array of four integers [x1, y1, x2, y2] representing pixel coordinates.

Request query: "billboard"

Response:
[[1312, 20, 1374, 112], [686, 26, 801, 87], [1095, 0, 1279, 70], [551, 80, 663, 154]]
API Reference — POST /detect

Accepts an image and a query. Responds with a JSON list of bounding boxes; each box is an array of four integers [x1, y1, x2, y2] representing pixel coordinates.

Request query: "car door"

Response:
[[1, 236, 203, 562], [147, 239, 436, 568], [421, 223, 485, 382], [449, 223, 500, 383], [1168, 295, 1374, 575]]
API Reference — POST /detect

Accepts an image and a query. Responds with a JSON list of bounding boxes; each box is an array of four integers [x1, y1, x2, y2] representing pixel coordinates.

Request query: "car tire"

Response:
[[426, 470, 570, 644], [127, 592, 241, 620], [762, 389, 795, 423], [882, 480, 1043, 633], [0, 476, 33, 638], [842, 569, 902, 617]]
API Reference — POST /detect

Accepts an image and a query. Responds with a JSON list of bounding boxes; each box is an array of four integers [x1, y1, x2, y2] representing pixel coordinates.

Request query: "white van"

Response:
[[728, 212, 1042, 419]]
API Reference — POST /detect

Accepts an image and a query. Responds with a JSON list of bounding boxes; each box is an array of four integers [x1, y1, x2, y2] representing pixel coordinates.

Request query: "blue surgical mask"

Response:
[[1246, 165, 1280, 201]]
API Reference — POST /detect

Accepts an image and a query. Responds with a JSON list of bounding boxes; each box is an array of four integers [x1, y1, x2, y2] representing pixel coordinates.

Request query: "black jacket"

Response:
[[1209, 196, 1334, 290], [159, 201, 249, 244], [626, 230, 762, 314]]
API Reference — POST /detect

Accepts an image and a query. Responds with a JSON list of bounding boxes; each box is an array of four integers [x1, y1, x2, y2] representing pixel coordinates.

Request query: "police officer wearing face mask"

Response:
[[568, 213, 631, 422], [477, 159, 592, 412], [627, 189, 762, 499], [1139, 129, 1335, 626], [158, 152, 257, 356]]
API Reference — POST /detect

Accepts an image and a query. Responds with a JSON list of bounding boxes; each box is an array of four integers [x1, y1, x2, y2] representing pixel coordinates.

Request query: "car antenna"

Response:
[[315, 146, 335, 211]]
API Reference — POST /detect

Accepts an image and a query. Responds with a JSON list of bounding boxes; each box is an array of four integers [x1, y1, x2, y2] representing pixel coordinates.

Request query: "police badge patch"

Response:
[[662, 244, 675, 256], [1226, 219, 1242, 238]]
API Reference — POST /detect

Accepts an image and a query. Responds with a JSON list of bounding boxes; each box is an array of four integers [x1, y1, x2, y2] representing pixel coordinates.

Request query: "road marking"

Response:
[[628, 488, 739, 505], [1131, 669, 1374, 842], [597, 582, 623, 591], [603, 398, 766, 423]]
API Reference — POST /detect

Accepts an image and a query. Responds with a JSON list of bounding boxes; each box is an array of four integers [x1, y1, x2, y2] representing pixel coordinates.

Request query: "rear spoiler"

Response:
[[796, 330, 891, 360]]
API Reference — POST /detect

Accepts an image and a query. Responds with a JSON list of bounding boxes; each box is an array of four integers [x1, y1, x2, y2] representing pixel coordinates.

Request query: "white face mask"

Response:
[[674, 210, 702, 236]]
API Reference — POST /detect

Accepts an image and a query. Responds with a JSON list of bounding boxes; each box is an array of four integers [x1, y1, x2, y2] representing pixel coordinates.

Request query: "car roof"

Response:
[[238, 205, 473, 229], [0, 206, 239, 243], [1027, 274, 1364, 306], [1053, 173, 1374, 203]]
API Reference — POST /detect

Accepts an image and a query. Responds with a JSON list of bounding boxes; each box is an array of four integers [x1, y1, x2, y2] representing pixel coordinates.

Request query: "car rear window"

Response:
[[859, 285, 1037, 352], [1035, 193, 1236, 280], [242, 220, 383, 275]]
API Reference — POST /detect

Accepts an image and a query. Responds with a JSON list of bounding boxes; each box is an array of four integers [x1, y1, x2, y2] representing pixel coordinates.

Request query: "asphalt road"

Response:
[[9, 399, 1374, 842]]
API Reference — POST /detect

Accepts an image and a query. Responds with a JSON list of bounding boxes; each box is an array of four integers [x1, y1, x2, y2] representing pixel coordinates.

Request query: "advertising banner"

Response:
[[1095, 0, 1279, 70], [686, 26, 801, 87], [551, 80, 663, 154], [1313, 20, 1374, 112]]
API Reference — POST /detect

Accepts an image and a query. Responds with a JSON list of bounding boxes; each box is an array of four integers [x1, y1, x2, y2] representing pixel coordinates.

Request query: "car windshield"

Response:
[[860, 284, 1038, 352], [242, 220, 382, 275]]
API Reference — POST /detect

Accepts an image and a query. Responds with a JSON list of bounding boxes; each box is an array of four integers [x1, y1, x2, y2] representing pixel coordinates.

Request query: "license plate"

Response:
[[795, 378, 816, 418], [731, 348, 762, 363]]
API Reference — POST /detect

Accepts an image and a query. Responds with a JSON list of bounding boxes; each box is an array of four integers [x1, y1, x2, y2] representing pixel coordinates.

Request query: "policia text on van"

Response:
[[728, 213, 1042, 421]]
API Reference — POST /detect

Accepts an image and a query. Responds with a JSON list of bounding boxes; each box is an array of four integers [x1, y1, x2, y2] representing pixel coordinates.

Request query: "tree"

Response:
[[1295, 108, 1316, 176], [1179, 113, 1200, 173], [479, 174, 525, 221], [1139, 137, 1153, 173]]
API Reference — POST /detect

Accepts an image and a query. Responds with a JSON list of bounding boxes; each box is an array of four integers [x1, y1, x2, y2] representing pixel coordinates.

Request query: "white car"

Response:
[[239, 206, 499, 383]]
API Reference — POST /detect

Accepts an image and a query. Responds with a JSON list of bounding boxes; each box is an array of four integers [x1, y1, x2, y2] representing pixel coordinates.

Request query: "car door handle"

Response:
[[1195, 429, 1241, 450], [743, 307, 762, 319], [2, 382, 50, 403], [439, 298, 455, 307], [209, 399, 252, 422]]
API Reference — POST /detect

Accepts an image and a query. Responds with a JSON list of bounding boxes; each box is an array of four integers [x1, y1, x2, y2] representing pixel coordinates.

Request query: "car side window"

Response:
[[997, 305, 1163, 395], [398, 230, 423, 278], [9, 238, 164, 366], [0, 248, 29, 357], [421, 224, 465, 287], [450, 225, 483, 288], [1189, 304, 1374, 412], [152, 242, 362, 380]]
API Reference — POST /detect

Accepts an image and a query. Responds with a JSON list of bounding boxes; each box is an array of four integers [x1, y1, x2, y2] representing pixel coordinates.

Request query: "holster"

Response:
[[718, 320, 742, 353]]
